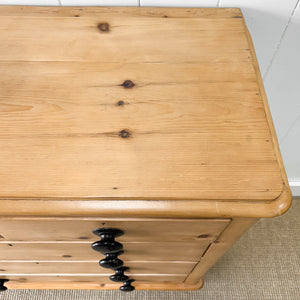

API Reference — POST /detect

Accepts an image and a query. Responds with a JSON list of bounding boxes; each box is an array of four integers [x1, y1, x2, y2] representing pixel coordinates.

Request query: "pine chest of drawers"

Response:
[[0, 6, 292, 292]]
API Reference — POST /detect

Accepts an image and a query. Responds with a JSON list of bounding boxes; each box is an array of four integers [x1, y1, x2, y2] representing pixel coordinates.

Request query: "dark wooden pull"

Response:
[[120, 279, 135, 292], [109, 266, 129, 282], [99, 250, 124, 269], [92, 228, 135, 291], [91, 228, 124, 254], [0, 279, 8, 291]]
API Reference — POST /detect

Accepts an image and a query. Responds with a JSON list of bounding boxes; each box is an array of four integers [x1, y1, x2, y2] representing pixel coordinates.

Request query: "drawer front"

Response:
[[0, 218, 230, 287], [0, 242, 208, 261], [0, 218, 230, 242], [0, 261, 195, 276], [3, 275, 186, 285]]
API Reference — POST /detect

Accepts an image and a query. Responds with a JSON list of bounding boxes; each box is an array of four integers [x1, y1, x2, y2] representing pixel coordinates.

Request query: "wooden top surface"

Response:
[[0, 6, 291, 212]]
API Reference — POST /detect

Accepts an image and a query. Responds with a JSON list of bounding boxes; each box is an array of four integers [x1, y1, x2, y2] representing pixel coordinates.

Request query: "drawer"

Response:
[[0, 218, 230, 242], [0, 261, 195, 276], [3, 275, 187, 285], [0, 241, 209, 261]]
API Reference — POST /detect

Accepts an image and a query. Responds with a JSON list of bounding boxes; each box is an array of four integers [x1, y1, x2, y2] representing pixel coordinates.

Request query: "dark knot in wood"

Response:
[[119, 130, 131, 139], [121, 80, 135, 88], [98, 23, 110, 32], [197, 234, 210, 239]]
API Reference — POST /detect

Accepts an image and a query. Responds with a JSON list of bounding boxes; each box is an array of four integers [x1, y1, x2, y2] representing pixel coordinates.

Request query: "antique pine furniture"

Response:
[[0, 6, 292, 292]]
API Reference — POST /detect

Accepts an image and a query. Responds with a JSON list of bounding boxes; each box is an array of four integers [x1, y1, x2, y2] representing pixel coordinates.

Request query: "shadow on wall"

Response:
[[238, 7, 290, 76]]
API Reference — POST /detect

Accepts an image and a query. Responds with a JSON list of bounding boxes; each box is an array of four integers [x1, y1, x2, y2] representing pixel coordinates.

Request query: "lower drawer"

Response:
[[0, 261, 195, 276], [0, 241, 209, 261], [2, 274, 205, 291], [2, 274, 187, 286]]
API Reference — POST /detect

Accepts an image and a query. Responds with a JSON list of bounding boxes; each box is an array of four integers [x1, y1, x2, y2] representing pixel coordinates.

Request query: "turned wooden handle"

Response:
[[0, 279, 8, 291], [91, 228, 135, 291], [120, 279, 135, 292], [91, 228, 124, 254], [109, 266, 129, 282], [99, 251, 124, 269]]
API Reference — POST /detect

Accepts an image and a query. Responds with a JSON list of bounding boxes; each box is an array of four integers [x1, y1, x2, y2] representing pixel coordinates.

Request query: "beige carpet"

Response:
[[0, 200, 299, 300]]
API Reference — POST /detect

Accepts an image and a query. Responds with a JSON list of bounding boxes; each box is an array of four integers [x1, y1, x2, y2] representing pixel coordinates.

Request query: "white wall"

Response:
[[1, 0, 300, 195]]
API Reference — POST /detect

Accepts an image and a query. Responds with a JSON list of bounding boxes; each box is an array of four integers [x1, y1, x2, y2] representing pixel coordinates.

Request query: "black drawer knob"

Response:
[[0, 279, 8, 291], [110, 266, 129, 282], [91, 228, 124, 254], [120, 279, 135, 292], [99, 251, 124, 269], [92, 228, 124, 238]]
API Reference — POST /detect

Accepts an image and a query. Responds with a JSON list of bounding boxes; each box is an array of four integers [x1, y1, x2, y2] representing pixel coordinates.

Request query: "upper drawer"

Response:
[[0, 241, 208, 261], [0, 218, 230, 242]]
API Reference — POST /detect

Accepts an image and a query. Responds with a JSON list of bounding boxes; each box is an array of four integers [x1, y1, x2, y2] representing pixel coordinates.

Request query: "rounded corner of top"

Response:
[[268, 182, 293, 218]]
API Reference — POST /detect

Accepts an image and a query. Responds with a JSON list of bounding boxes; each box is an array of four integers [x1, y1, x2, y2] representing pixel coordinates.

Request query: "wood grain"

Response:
[[3, 275, 203, 290], [1, 274, 186, 284], [0, 261, 195, 275], [0, 6, 287, 205], [0, 7, 292, 291], [184, 217, 258, 285], [0, 218, 229, 242], [0, 241, 210, 262], [0, 6, 241, 18]]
